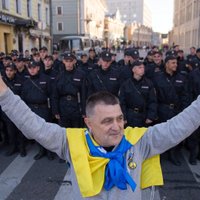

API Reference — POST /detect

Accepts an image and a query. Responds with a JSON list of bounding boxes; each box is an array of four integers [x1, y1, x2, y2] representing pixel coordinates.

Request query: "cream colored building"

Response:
[[0, 0, 51, 54], [170, 0, 200, 53], [125, 22, 152, 47], [104, 10, 125, 48]]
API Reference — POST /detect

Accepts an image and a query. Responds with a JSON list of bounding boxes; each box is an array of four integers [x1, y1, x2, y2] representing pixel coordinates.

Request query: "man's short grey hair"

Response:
[[86, 91, 120, 117]]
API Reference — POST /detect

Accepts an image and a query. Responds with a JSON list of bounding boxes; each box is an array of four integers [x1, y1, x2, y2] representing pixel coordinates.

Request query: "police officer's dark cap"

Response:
[[89, 47, 96, 52], [178, 49, 184, 53], [63, 53, 76, 61], [153, 51, 163, 56], [131, 61, 143, 68], [165, 50, 177, 57], [31, 47, 38, 52], [16, 57, 25, 62], [28, 61, 40, 68], [147, 50, 154, 56], [130, 49, 139, 58], [0, 52, 5, 57], [165, 55, 177, 63], [4, 56, 12, 61], [101, 51, 112, 61], [196, 48, 200, 53], [44, 55, 53, 61], [81, 52, 88, 58], [39, 46, 48, 51], [6, 62, 16, 70], [124, 49, 132, 56]]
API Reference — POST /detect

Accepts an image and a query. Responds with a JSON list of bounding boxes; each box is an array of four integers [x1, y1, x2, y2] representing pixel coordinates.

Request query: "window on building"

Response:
[[45, 7, 49, 25], [2, 0, 9, 10], [57, 22, 63, 31], [16, 0, 22, 14], [57, 6, 62, 15], [38, 3, 41, 21], [27, 0, 32, 17]]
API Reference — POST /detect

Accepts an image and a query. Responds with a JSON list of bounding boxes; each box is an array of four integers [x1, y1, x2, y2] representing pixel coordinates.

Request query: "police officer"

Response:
[[15, 57, 30, 81], [119, 61, 157, 127], [1, 62, 26, 156], [145, 51, 164, 80], [52, 50, 64, 73], [153, 55, 190, 165], [21, 61, 54, 160], [186, 66, 200, 165], [52, 53, 86, 128], [87, 48, 98, 68], [177, 50, 190, 77], [78, 53, 95, 74], [87, 51, 121, 97], [43, 55, 58, 83], [120, 49, 140, 82]]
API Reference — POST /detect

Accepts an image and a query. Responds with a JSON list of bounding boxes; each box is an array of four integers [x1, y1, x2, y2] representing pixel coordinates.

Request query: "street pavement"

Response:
[[1, 143, 200, 200]]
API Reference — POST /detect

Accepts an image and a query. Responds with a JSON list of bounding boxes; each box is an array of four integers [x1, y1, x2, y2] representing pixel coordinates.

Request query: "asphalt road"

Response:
[[1, 142, 200, 200]]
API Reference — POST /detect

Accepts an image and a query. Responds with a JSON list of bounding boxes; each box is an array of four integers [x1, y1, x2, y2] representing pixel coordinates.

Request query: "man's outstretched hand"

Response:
[[0, 75, 8, 94]]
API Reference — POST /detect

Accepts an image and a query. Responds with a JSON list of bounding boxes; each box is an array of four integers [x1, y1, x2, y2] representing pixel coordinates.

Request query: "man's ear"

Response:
[[84, 117, 92, 130]]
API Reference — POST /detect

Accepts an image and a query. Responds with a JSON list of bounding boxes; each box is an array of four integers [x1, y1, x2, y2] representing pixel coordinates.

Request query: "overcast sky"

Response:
[[147, 0, 174, 33]]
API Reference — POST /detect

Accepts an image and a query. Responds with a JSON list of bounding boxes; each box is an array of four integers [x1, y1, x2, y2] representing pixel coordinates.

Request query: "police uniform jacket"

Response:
[[52, 68, 86, 118], [145, 62, 165, 80], [153, 70, 189, 122], [119, 76, 157, 126], [21, 73, 52, 121], [188, 68, 200, 101], [87, 66, 121, 97]]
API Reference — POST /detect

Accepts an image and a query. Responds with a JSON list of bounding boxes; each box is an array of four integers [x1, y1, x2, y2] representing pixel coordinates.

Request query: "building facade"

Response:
[[124, 22, 152, 48], [52, 0, 107, 44], [105, 0, 152, 27], [0, 0, 51, 54], [104, 10, 125, 48], [170, 0, 200, 53]]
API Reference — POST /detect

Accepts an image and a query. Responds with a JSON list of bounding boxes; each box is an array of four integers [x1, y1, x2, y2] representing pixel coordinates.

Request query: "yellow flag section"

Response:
[[67, 127, 163, 197]]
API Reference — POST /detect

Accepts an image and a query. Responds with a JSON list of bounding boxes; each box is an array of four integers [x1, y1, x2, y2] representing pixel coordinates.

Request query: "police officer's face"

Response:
[[89, 51, 95, 58], [84, 104, 124, 147], [40, 50, 48, 59], [44, 58, 53, 69], [81, 55, 88, 63], [166, 59, 177, 72], [101, 59, 111, 70], [63, 59, 75, 71], [33, 55, 40, 62], [153, 54, 162, 64], [15, 61, 25, 71], [132, 64, 145, 77], [5, 67, 16, 79], [28, 66, 40, 76]]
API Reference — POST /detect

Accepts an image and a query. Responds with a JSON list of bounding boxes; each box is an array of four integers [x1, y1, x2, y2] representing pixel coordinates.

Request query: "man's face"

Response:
[[63, 59, 75, 71], [190, 48, 196, 55], [132, 64, 145, 77], [153, 53, 162, 65], [5, 67, 16, 79], [81, 55, 88, 63], [101, 59, 111, 70], [15, 61, 24, 71], [40, 50, 48, 59], [33, 55, 41, 62], [89, 51, 95, 58], [166, 59, 177, 72], [85, 103, 124, 147], [28, 66, 40, 76], [44, 58, 53, 69]]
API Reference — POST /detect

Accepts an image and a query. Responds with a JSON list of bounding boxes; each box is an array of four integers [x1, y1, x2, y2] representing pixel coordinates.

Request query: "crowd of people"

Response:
[[0, 44, 200, 166]]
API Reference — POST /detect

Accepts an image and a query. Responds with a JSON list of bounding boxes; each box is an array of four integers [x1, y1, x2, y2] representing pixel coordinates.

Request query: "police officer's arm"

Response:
[[145, 80, 158, 123], [0, 76, 68, 160]]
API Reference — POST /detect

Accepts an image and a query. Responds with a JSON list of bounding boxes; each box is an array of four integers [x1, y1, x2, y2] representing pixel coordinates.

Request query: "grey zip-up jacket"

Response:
[[0, 89, 200, 200]]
